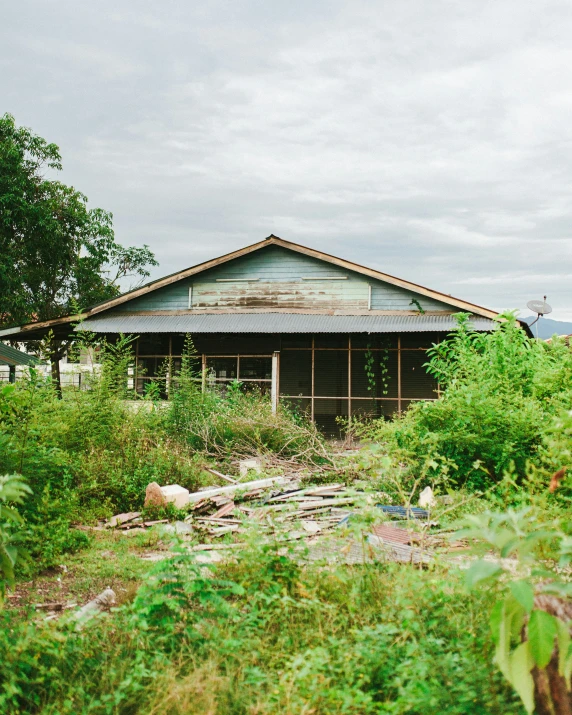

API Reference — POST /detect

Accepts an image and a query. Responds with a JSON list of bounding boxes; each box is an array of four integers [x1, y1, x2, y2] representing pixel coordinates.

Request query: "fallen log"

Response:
[[74, 588, 116, 625]]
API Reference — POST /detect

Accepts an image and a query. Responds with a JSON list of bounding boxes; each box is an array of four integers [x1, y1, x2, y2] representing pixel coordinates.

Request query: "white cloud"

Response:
[[2, 0, 572, 320]]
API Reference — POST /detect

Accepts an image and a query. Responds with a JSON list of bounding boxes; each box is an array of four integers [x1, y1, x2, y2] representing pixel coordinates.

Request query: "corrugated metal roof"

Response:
[[76, 313, 496, 334], [0, 343, 43, 366]]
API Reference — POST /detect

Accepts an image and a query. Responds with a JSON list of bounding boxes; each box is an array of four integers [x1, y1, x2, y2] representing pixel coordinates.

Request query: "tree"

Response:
[[0, 113, 157, 391]]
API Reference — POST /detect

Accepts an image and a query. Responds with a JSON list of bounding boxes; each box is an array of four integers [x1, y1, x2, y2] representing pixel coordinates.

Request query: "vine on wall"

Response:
[[364, 341, 391, 400]]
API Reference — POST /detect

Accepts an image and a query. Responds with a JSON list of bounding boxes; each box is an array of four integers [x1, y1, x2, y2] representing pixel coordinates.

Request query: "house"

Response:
[[0, 235, 517, 433]]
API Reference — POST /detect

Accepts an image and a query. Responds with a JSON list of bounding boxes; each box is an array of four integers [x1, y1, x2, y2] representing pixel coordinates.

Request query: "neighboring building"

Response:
[[0, 343, 44, 382], [0, 235, 525, 433], [0, 343, 98, 387]]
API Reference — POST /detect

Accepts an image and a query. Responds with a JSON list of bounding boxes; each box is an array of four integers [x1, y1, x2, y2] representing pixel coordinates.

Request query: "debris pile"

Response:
[[184, 481, 358, 539], [102, 512, 168, 531], [102, 473, 443, 566]]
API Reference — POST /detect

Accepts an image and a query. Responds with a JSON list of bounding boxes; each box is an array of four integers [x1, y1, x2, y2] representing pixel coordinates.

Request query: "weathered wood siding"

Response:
[[369, 283, 449, 311], [112, 246, 453, 312]]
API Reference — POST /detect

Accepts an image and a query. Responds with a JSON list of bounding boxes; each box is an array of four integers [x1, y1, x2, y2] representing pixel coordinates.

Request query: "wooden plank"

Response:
[[267, 490, 306, 502], [297, 497, 356, 510], [212, 501, 236, 518], [191, 543, 246, 551], [187, 476, 288, 503], [205, 468, 238, 484], [304, 484, 345, 495], [208, 525, 240, 536]]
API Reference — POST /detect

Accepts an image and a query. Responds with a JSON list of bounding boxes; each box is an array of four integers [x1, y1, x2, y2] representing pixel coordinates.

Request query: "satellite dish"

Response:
[[526, 299, 552, 316], [526, 296, 552, 338]]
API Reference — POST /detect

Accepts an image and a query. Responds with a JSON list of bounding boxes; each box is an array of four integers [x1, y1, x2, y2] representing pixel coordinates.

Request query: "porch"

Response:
[[131, 332, 440, 435]]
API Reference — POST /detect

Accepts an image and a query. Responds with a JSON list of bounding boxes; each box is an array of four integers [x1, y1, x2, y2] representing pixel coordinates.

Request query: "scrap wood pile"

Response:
[[99, 469, 445, 565], [187, 481, 356, 537], [185, 479, 437, 565]]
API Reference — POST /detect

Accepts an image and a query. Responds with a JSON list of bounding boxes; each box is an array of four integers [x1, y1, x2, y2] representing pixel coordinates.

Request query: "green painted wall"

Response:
[[109, 245, 453, 313]]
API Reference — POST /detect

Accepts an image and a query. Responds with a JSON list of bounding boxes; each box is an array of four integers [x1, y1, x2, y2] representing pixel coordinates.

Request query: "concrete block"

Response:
[[160, 484, 190, 509]]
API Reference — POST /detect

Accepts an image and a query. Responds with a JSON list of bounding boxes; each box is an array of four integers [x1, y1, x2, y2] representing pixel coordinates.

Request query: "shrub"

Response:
[[361, 313, 572, 490], [0, 473, 31, 597], [162, 340, 329, 464]]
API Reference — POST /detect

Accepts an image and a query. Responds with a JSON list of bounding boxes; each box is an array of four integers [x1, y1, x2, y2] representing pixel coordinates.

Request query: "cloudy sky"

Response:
[[2, 1, 572, 319]]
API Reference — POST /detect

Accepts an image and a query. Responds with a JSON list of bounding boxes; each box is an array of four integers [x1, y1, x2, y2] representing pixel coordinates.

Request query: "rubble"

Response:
[[107, 512, 141, 528], [159, 521, 193, 535], [160, 484, 190, 509], [101, 472, 442, 567], [74, 588, 116, 625], [187, 476, 287, 503]]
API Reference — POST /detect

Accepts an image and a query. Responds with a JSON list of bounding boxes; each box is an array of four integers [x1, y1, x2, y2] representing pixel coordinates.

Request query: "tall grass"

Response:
[[0, 542, 524, 714]]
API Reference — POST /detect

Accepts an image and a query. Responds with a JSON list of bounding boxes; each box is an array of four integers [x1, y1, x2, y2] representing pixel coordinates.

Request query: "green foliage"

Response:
[[409, 298, 425, 314], [0, 334, 327, 575], [0, 543, 523, 714], [459, 508, 572, 713], [0, 474, 31, 597], [364, 341, 391, 399], [0, 113, 157, 328], [360, 312, 572, 489]]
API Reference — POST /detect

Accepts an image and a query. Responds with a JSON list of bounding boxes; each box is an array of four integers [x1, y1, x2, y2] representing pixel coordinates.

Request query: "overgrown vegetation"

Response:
[[0, 315, 570, 713], [0, 541, 524, 714], [360, 313, 572, 491], [0, 334, 327, 574], [461, 509, 572, 714]]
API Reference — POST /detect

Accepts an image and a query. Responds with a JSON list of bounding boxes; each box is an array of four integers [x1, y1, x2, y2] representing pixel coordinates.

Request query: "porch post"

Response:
[[271, 351, 280, 413]]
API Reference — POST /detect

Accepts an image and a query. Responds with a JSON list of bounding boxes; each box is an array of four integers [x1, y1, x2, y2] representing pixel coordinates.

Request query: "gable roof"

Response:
[[86, 234, 500, 319], [0, 234, 508, 339]]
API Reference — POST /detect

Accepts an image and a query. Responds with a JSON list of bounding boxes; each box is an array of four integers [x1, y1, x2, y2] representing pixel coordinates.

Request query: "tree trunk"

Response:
[[49, 339, 65, 398], [531, 595, 572, 715]]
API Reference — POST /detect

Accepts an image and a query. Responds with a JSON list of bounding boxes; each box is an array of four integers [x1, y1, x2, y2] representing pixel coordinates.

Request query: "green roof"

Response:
[[0, 343, 44, 366]]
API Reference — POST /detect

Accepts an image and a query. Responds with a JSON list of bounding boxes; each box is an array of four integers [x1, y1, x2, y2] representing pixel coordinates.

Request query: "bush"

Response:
[[0, 473, 31, 596], [0, 334, 328, 575], [361, 313, 572, 490]]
